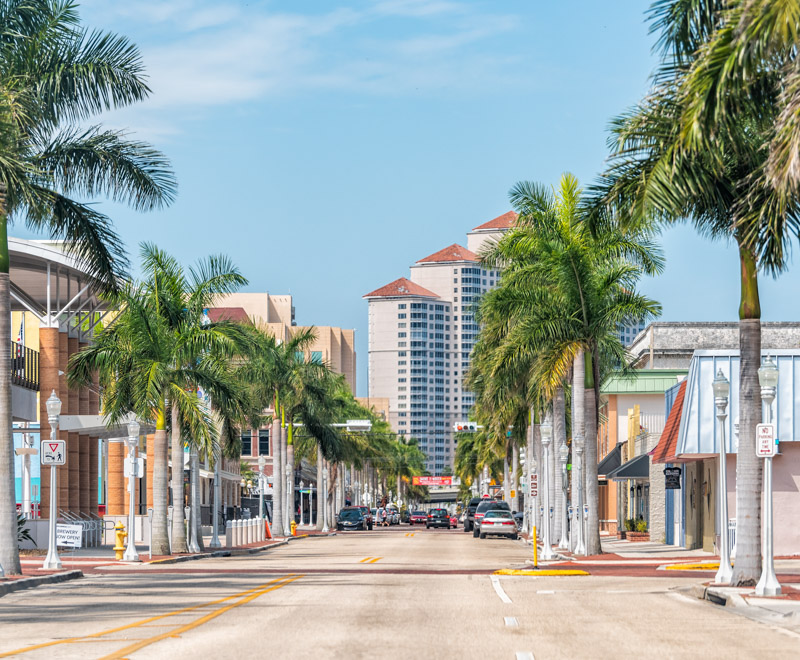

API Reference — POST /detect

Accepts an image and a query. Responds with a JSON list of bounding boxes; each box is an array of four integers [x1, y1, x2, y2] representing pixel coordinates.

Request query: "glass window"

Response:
[[258, 429, 270, 455], [398, 304, 407, 309], [241, 431, 252, 456], [310, 351, 322, 364]]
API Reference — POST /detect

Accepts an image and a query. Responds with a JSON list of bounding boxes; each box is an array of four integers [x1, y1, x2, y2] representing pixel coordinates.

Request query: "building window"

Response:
[[398, 304, 407, 309], [258, 429, 270, 455], [310, 351, 322, 364], [241, 431, 252, 456]]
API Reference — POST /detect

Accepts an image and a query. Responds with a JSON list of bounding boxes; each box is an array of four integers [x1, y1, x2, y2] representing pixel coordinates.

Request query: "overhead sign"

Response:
[[412, 476, 452, 486], [124, 457, 145, 478], [664, 466, 682, 490], [41, 441, 66, 465], [529, 473, 538, 497], [756, 424, 778, 458], [56, 523, 82, 548]]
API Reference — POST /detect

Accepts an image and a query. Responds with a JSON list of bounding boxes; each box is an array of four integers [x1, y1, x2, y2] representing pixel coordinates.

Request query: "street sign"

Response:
[[529, 473, 538, 497], [510, 490, 516, 498], [124, 457, 145, 478], [664, 466, 682, 489], [413, 476, 452, 486], [40, 441, 66, 465], [56, 523, 82, 548], [756, 424, 778, 458]]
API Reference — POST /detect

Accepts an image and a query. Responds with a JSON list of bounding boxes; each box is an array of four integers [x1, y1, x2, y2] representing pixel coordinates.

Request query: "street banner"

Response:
[[412, 476, 452, 486]]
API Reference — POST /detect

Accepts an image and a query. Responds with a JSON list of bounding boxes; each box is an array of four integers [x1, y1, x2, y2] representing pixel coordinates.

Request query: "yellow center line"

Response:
[[358, 557, 372, 563], [368, 557, 382, 563], [100, 575, 303, 660], [0, 575, 296, 658]]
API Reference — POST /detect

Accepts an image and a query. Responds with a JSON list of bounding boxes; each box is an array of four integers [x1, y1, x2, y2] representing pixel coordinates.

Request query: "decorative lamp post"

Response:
[[558, 441, 570, 550], [322, 470, 330, 533], [42, 391, 63, 570], [539, 413, 555, 560], [124, 419, 141, 561], [528, 452, 538, 536], [299, 481, 306, 525], [285, 463, 292, 530], [258, 455, 266, 521], [209, 457, 222, 549], [757, 357, 781, 596], [712, 369, 732, 584], [574, 440, 586, 556]]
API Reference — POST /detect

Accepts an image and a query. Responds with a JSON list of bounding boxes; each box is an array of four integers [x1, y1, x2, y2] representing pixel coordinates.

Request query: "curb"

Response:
[[0, 570, 83, 597], [151, 532, 338, 562], [686, 583, 748, 609]]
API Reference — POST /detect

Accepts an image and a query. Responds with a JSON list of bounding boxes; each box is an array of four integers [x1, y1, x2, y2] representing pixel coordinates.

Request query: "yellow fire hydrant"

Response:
[[290, 520, 297, 537], [114, 522, 127, 560]]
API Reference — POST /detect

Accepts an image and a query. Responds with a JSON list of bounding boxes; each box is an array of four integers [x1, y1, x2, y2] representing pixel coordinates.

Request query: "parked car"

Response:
[[463, 496, 483, 532], [449, 514, 458, 529], [410, 510, 427, 525], [400, 509, 410, 524], [426, 508, 450, 529], [473, 500, 511, 537], [357, 506, 374, 530], [336, 506, 370, 531], [477, 509, 518, 540], [513, 511, 524, 531]]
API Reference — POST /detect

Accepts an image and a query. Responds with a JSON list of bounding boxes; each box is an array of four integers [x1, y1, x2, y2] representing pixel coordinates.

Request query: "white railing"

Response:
[[729, 518, 737, 559]]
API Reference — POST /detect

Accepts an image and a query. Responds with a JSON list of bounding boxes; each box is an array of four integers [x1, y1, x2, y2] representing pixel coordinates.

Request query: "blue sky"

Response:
[[18, 1, 800, 395]]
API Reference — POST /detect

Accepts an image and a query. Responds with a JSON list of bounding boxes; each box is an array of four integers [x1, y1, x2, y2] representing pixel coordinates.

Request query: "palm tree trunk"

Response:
[[281, 424, 289, 530], [732, 246, 763, 585], [271, 417, 284, 537], [553, 386, 567, 543], [315, 445, 323, 530], [151, 406, 169, 555], [170, 405, 187, 553], [584, 349, 601, 556], [0, 212, 20, 574], [503, 454, 511, 504], [286, 423, 295, 526], [572, 350, 585, 552], [548, 414, 556, 542]]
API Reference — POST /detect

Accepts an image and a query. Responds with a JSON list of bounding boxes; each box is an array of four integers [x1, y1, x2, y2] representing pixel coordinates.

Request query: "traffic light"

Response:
[[453, 422, 477, 433]]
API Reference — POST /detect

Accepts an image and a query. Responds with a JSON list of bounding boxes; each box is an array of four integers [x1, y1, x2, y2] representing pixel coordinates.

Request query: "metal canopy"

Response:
[[606, 454, 650, 481], [9, 237, 114, 337]]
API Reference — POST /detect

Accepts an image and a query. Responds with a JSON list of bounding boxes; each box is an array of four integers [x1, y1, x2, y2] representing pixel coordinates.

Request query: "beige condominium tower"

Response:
[[364, 211, 516, 474]]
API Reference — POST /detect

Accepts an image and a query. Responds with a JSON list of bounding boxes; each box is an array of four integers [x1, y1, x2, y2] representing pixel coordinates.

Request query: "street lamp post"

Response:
[[712, 369, 733, 585], [527, 453, 537, 536], [540, 413, 555, 560], [558, 442, 569, 551], [258, 455, 266, 521], [299, 481, 306, 525], [43, 391, 63, 570], [209, 458, 221, 549], [757, 357, 781, 596], [574, 441, 586, 556], [285, 463, 292, 530], [322, 471, 329, 533], [123, 419, 141, 562]]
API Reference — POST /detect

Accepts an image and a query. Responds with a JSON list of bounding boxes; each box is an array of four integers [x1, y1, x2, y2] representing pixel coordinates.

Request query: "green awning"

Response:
[[606, 454, 650, 481], [601, 369, 687, 395]]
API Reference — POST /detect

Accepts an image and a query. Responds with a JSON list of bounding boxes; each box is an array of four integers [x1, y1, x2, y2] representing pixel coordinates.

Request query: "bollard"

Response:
[[233, 520, 240, 547], [250, 519, 256, 544], [226, 520, 232, 548], [259, 517, 265, 542], [247, 519, 253, 545]]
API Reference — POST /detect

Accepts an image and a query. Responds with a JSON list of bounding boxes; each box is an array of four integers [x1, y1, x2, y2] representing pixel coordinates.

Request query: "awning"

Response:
[[597, 442, 623, 477], [606, 454, 650, 481], [651, 380, 687, 464]]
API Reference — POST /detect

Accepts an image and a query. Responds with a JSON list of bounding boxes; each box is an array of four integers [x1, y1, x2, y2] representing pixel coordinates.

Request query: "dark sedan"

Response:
[[426, 508, 450, 529], [337, 507, 370, 531]]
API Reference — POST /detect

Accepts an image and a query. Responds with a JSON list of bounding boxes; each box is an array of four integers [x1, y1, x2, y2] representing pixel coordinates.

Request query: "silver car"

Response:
[[478, 509, 518, 540]]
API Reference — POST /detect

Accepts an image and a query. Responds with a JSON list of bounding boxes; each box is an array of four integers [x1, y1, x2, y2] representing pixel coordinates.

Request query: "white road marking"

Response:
[[504, 617, 519, 627], [515, 652, 535, 660], [491, 575, 513, 603]]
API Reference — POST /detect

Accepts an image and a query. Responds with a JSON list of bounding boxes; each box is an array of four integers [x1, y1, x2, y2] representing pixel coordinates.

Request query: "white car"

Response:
[[478, 510, 518, 540]]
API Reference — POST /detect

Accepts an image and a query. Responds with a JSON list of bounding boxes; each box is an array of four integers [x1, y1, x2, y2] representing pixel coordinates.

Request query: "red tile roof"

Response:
[[416, 244, 478, 264], [650, 380, 687, 464], [207, 307, 251, 324], [363, 277, 439, 299], [472, 210, 518, 231]]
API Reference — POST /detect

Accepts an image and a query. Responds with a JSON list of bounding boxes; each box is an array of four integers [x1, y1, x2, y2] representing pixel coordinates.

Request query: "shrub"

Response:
[[624, 518, 636, 531], [17, 513, 35, 546], [635, 519, 648, 533]]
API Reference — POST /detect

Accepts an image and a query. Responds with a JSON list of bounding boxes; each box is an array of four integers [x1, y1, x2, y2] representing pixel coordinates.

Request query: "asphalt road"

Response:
[[1, 525, 799, 659]]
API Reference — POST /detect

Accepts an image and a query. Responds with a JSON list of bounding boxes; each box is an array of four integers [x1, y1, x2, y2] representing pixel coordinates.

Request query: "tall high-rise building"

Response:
[[364, 211, 516, 473]]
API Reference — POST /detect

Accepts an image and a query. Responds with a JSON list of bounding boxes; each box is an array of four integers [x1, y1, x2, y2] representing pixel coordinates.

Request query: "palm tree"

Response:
[[481, 173, 663, 555], [591, 1, 800, 584], [0, 0, 176, 574], [68, 244, 247, 555]]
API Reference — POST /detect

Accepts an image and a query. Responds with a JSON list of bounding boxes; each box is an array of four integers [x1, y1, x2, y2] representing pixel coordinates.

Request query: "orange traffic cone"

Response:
[[264, 518, 272, 540]]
